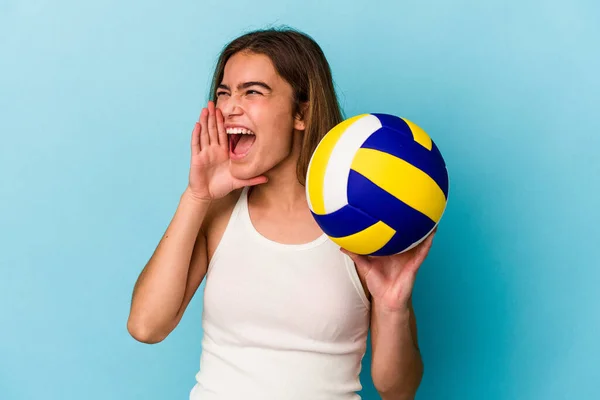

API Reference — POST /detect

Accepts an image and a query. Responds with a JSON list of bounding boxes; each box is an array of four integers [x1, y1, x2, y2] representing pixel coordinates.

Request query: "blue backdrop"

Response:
[[1, 1, 599, 399]]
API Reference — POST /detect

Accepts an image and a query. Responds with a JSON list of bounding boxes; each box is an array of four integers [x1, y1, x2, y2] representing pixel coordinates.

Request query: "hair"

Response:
[[208, 26, 344, 185]]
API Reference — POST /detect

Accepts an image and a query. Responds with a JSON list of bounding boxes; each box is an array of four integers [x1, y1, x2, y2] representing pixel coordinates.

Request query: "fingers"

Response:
[[409, 228, 436, 255], [340, 247, 369, 264], [408, 230, 436, 272], [195, 102, 225, 151], [207, 101, 219, 145], [340, 248, 373, 279], [354, 259, 372, 280], [421, 229, 436, 252], [216, 108, 228, 150], [191, 119, 201, 155], [199, 107, 209, 150]]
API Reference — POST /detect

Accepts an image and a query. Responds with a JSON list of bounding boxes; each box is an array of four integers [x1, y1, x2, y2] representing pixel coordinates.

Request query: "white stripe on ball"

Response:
[[322, 114, 382, 213]]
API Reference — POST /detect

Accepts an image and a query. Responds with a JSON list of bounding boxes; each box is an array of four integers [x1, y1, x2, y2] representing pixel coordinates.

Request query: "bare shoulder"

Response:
[[201, 188, 243, 262]]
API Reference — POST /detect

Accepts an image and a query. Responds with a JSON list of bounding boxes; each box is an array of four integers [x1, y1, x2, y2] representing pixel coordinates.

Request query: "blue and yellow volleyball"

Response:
[[306, 113, 449, 256]]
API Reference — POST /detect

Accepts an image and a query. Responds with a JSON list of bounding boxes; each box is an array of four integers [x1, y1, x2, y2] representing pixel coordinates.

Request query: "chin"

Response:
[[229, 160, 263, 181], [229, 146, 289, 181]]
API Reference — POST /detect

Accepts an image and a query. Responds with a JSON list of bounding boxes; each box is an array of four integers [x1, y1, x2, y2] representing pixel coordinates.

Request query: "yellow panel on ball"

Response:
[[351, 148, 447, 223], [306, 112, 449, 256], [401, 117, 432, 150], [329, 221, 396, 255]]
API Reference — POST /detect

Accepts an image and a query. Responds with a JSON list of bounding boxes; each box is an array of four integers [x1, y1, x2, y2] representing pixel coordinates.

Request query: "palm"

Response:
[[342, 231, 436, 311], [187, 102, 267, 201], [362, 251, 422, 310], [190, 143, 234, 200]]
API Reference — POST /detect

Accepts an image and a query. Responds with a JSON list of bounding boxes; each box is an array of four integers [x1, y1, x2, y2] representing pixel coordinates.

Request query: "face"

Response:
[[216, 51, 305, 180]]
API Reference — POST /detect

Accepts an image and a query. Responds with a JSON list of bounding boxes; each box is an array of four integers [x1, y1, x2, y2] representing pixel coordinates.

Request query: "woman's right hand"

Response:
[[186, 101, 267, 202]]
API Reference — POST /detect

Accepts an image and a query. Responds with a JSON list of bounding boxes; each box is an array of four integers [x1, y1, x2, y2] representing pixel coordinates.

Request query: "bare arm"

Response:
[[371, 298, 424, 400], [126, 101, 267, 344], [342, 233, 434, 400], [127, 189, 211, 344]]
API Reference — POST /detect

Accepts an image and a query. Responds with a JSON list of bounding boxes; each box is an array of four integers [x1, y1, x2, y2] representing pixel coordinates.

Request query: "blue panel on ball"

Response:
[[360, 127, 449, 198], [371, 113, 413, 138], [311, 204, 379, 238], [429, 140, 446, 167], [347, 170, 436, 254]]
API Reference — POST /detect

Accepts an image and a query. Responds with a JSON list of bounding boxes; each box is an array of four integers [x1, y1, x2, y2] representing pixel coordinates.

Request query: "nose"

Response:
[[218, 94, 243, 119]]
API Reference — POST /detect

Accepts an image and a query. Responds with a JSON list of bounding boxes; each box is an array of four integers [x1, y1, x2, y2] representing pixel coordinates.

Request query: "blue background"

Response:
[[1, 1, 599, 399]]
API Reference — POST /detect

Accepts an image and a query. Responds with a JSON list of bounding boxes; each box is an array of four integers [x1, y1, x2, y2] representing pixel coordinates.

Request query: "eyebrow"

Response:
[[217, 81, 273, 92]]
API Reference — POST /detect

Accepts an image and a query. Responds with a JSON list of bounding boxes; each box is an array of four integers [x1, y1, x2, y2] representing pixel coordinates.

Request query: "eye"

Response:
[[246, 90, 262, 96], [216, 91, 229, 97]]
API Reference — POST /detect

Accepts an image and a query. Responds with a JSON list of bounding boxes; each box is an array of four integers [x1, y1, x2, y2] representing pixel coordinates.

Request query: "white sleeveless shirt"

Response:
[[190, 187, 371, 400]]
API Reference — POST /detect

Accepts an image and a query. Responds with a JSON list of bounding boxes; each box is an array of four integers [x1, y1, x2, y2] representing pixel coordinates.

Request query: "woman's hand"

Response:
[[187, 101, 267, 202], [341, 229, 436, 313]]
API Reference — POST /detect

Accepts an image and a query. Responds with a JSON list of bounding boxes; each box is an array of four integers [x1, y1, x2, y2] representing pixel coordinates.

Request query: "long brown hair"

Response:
[[208, 26, 344, 185]]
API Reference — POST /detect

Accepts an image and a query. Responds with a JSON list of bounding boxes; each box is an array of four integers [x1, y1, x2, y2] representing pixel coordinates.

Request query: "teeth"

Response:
[[226, 127, 255, 135]]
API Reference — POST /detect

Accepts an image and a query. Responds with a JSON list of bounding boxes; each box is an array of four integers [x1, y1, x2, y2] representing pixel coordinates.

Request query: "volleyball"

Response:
[[305, 113, 449, 256]]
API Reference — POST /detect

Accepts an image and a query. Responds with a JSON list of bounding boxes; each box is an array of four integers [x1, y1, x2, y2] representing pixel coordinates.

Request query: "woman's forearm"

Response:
[[127, 188, 211, 343], [370, 303, 424, 400]]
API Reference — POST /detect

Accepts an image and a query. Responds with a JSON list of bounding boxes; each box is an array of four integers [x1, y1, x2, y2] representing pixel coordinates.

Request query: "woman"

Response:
[[127, 27, 435, 400]]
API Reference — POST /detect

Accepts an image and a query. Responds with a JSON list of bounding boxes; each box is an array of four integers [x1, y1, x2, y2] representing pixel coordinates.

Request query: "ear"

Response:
[[294, 102, 308, 131]]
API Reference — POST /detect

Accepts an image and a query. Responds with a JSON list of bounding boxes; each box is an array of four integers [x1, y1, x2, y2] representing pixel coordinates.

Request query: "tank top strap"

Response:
[[227, 186, 249, 230], [206, 187, 249, 272]]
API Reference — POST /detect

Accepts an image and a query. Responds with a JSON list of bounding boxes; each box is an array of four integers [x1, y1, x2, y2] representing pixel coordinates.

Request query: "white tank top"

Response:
[[190, 187, 371, 400]]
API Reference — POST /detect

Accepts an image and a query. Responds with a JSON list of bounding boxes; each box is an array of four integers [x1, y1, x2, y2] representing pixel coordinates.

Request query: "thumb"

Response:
[[340, 248, 371, 275], [232, 176, 268, 189]]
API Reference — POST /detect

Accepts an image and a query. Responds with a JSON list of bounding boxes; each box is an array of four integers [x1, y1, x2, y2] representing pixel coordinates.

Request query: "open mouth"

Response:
[[227, 128, 256, 157]]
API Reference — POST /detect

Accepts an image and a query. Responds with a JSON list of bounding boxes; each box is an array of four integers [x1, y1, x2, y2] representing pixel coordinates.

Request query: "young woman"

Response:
[[127, 27, 435, 400]]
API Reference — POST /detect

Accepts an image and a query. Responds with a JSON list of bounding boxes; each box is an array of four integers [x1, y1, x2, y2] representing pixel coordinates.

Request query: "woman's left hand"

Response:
[[341, 229, 437, 313]]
